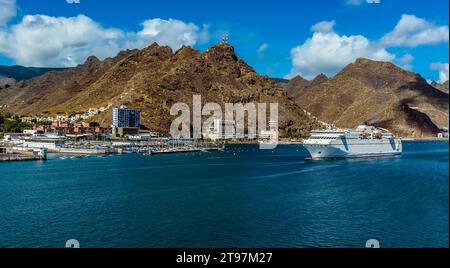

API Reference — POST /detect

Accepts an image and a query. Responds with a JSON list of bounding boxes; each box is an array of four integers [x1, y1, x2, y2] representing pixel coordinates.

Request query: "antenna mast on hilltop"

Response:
[[221, 33, 229, 44]]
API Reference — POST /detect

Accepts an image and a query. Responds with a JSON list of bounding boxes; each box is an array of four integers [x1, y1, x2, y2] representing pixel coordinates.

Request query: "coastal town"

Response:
[[0, 102, 448, 162], [0, 105, 239, 162]]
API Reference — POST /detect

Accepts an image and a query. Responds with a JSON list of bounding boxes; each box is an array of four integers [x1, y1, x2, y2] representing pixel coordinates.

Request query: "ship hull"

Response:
[[303, 139, 402, 159]]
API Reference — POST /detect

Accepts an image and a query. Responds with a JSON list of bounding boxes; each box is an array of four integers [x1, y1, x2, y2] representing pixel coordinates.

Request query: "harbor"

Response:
[[0, 105, 226, 161], [0, 135, 224, 161], [0, 146, 47, 162], [0, 141, 448, 248], [1, 105, 447, 162]]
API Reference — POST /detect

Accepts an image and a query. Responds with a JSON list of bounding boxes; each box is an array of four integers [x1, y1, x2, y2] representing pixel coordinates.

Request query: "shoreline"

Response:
[[400, 138, 449, 142], [0, 154, 45, 162], [225, 138, 449, 145]]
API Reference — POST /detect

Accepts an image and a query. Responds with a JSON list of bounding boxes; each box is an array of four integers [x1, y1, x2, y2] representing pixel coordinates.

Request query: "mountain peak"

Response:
[[78, 56, 102, 71], [138, 42, 174, 62], [141, 42, 173, 53], [290, 75, 307, 82], [354, 57, 375, 64], [286, 74, 326, 99], [206, 43, 238, 62], [353, 57, 402, 69], [336, 57, 428, 91], [209, 42, 235, 50], [175, 45, 199, 59], [312, 73, 328, 83], [84, 56, 101, 66]]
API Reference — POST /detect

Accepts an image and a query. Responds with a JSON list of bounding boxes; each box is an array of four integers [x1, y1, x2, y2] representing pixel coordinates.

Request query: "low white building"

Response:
[[259, 120, 279, 141], [16, 136, 67, 151], [204, 119, 236, 140], [3, 135, 11, 142], [21, 140, 59, 150], [23, 129, 38, 136]]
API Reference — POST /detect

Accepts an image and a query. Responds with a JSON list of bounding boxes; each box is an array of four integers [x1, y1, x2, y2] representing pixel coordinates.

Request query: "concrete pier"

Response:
[[0, 147, 47, 162], [0, 153, 46, 162]]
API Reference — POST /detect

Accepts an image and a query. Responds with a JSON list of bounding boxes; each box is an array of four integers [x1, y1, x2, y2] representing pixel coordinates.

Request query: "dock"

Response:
[[1, 137, 224, 159], [0, 153, 46, 162], [147, 147, 223, 155], [0, 147, 48, 162], [57, 147, 116, 155]]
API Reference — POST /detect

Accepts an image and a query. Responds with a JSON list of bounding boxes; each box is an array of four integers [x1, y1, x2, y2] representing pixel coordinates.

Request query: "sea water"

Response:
[[0, 141, 448, 248]]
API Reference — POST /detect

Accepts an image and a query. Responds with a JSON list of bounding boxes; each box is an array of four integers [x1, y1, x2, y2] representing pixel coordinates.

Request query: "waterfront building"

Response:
[[438, 127, 449, 138], [34, 125, 45, 134], [23, 129, 38, 136], [112, 105, 141, 138], [95, 127, 112, 134], [269, 120, 278, 132], [259, 120, 279, 140], [112, 105, 141, 129], [126, 135, 152, 141], [32, 148, 48, 160], [20, 136, 67, 151], [31, 121, 110, 135], [51, 121, 69, 128], [204, 119, 236, 140]]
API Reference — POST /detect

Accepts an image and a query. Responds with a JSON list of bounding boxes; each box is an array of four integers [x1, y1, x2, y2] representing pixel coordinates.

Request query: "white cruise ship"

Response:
[[303, 124, 402, 159]]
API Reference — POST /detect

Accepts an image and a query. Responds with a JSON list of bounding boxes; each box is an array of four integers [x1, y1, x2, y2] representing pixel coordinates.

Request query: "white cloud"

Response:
[[0, 0, 16, 25], [310, 20, 335, 33], [198, 24, 211, 44], [430, 62, 449, 83], [286, 14, 448, 79], [381, 14, 449, 47], [396, 54, 414, 71], [134, 18, 205, 49], [286, 24, 394, 79], [256, 43, 268, 57], [0, 15, 124, 67], [0, 12, 210, 67], [66, 0, 80, 3]]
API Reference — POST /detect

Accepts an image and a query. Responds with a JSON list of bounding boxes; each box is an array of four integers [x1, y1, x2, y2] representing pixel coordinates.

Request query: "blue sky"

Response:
[[0, 0, 448, 81]]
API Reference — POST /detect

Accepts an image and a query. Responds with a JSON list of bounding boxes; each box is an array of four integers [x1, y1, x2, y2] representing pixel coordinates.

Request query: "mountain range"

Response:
[[0, 43, 320, 137], [284, 58, 449, 137], [0, 43, 448, 138]]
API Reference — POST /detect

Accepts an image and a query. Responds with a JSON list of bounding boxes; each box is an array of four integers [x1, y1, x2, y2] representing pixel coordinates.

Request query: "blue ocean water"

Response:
[[0, 141, 448, 248]]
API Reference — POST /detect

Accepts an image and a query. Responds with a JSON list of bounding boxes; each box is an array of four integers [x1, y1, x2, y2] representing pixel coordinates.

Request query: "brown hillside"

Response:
[[292, 58, 449, 137], [286, 74, 328, 99], [0, 43, 321, 137], [432, 80, 449, 94], [0, 49, 137, 114]]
